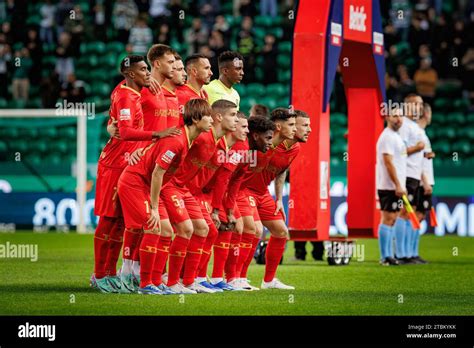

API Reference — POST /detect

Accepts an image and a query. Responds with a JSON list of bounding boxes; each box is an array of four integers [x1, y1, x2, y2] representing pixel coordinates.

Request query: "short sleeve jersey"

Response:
[[203, 79, 240, 109], [99, 84, 144, 169], [168, 128, 220, 188], [376, 127, 407, 190], [398, 117, 424, 180], [124, 126, 193, 187]]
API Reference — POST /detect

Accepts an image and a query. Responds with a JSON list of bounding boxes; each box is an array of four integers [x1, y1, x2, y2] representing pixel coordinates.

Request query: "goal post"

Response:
[[0, 108, 88, 233]]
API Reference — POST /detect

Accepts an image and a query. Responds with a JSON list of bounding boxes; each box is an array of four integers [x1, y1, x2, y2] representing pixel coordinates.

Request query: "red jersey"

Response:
[[176, 84, 209, 109], [187, 136, 231, 195], [168, 128, 220, 188], [162, 85, 182, 127], [99, 84, 148, 169], [122, 126, 193, 188], [140, 87, 168, 132], [203, 139, 249, 209], [243, 140, 300, 195]]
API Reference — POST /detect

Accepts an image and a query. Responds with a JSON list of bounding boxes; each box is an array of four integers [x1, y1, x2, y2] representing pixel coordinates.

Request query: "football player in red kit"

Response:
[[92, 55, 167, 293], [160, 99, 238, 294], [117, 99, 213, 294]]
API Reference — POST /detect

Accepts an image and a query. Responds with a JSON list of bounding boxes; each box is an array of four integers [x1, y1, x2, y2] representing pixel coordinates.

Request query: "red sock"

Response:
[[196, 224, 218, 278], [105, 218, 124, 276], [122, 228, 142, 262], [224, 232, 242, 281], [94, 216, 115, 279], [167, 236, 190, 286], [235, 232, 255, 278], [152, 236, 171, 285], [264, 236, 287, 282], [240, 236, 259, 278], [132, 232, 144, 262], [182, 234, 206, 286], [211, 231, 232, 278], [139, 233, 159, 288]]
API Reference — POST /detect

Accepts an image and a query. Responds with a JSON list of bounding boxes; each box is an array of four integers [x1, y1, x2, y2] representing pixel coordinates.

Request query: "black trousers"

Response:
[[294, 241, 324, 260]]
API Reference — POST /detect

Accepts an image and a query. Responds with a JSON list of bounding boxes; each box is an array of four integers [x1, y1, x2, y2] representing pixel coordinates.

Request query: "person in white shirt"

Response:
[[395, 94, 426, 264], [376, 107, 407, 266], [413, 103, 434, 264]]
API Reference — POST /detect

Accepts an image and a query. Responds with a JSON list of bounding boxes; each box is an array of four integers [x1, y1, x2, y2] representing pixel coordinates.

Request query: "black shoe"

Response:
[[395, 257, 408, 265], [412, 256, 428, 264], [380, 257, 399, 266]]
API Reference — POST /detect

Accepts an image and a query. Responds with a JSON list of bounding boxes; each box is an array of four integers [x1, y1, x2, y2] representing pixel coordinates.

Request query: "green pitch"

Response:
[[0, 232, 473, 315]]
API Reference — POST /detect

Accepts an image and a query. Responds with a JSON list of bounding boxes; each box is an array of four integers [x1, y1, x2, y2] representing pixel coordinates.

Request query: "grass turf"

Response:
[[0, 232, 473, 316]]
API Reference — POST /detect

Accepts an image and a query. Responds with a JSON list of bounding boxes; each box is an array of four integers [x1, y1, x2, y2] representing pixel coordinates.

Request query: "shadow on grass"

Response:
[[0, 284, 93, 293]]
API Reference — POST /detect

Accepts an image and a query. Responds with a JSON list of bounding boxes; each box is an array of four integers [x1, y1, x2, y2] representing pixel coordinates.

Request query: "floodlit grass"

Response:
[[0, 233, 472, 315]]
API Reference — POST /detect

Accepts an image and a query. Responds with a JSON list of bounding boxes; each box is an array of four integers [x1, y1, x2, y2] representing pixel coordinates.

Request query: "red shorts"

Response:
[[236, 189, 259, 220], [194, 192, 214, 225], [161, 184, 204, 224], [218, 203, 241, 223], [94, 164, 124, 218], [238, 189, 284, 222], [117, 174, 168, 230]]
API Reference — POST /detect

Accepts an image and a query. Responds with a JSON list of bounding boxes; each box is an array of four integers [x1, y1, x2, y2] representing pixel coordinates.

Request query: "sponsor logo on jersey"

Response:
[[161, 150, 176, 164], [119, 108, 131, 120]]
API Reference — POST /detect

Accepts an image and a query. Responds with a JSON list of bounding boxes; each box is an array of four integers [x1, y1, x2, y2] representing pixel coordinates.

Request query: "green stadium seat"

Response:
[[107, 41, 125, 54], [246, 83, 265, 98], [277, 69, 291, 83], [42, 55, 57, 68], [1, 127, 19, 139], [278, 97, 289, 107], [433, 98, 449, 111], [435, 140, 451, 156], [0, 98, 7, 108], [0, 141, 7, 153], [38, 127, 58, 139], [278, 41, 292, 54], [11, 140, 28, 153], [253, 27, 266, 41], [453, 98, 469, 111], [447, 112, 465, 125], [453, 140, 471, 155], [28, 154, 42, 167], [18, 128, 38, 139], [55, 140, 69, 154], [91, 82, 111, 97], [269, 27, 284, 39], [266, 83, 287, 98], [63, 127, 76, 138], [331, 112, 347, 126], [45, 153, 62, 166], [444, 126, 457, 139], [277, 54, 291, 69], [255, 67, 264, 82], [89, 41, 107, 55], [221, 2, 233, 14], [88, 55, 99, 68], [8, 100, 26, 109], [26, 98, 42, 108], [254, 16, 272, 28], [436, 82, 462, 98], [34, 140, 48, 154]]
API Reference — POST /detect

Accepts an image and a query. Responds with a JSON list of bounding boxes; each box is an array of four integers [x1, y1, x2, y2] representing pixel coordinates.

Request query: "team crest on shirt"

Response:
[[119, 108, 131, 120], [161, 150, 176, 164]]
